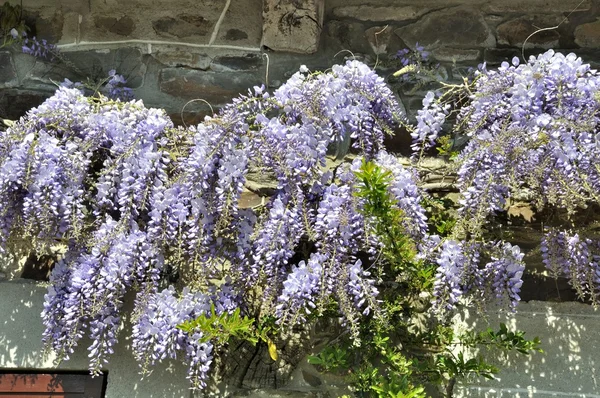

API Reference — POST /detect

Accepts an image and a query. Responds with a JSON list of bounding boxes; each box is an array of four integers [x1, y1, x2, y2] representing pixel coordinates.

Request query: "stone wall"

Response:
[[2, 0, 600, 126]]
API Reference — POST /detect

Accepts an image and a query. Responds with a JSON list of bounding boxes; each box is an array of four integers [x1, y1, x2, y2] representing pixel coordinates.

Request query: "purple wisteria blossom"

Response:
[[455, 51, 600, 220], [22, 35, 57, 60], [375, 151, 428, 241], [541, 229, 600, 304], [411, 91, 449, 156], [432, 240, 525, 312], [131, 286, 214, 389], [433, 240, 481, 311], [483, 242, 525, 309], [435, 50, 600, 304]]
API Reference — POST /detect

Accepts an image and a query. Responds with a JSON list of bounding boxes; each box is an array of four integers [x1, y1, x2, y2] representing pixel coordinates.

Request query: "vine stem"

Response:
[[445, 377, 456, 398], [521, 0, 586, 62]]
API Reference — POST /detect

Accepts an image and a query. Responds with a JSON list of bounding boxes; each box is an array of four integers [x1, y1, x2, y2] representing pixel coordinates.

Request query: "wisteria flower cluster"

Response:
[[1, 48, 551, 389], [0, 60, 434, 387], [21, 34, 57, 60], [433, 240, 524, 310], [418, 50, 600, 307]]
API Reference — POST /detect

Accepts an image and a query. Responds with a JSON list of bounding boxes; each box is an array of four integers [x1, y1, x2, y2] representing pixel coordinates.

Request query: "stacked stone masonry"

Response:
[[2, 0, 600, 123]]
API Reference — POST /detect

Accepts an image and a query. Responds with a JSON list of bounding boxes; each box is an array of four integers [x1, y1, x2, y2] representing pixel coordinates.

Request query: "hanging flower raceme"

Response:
[[541, 229, 600, 304], [453, 51, 600, 223], [0, 58, 539, 389], [0, 60, 409, 387], [419, 50, 600, 310]]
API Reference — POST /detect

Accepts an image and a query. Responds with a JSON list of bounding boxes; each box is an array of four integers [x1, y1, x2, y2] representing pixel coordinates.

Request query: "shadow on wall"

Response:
[[454, 300, 600, 397], [0, 280, 193, 398]]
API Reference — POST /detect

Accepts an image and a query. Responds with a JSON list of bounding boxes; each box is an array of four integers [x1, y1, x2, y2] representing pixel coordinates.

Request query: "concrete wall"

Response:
[[454, 301, 600, 398], [2, 278, 599, 397], [0, 280, 192, 398]]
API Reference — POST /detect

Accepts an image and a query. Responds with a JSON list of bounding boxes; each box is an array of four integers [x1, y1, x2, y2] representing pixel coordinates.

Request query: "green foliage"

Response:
[[177, 305, 258, 345], [177, 305, 279, 360], [304, 161, 542, 397], [435, 136, 460, 161], [354, 159, 418, 277], [0, 2, 27, 48], [423, 197, 456, 238], [461, 323, 543, 355], [307, 345, 348, 372]]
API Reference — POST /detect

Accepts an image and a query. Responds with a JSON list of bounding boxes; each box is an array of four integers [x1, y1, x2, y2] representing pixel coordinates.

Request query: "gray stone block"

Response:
[[332, 5, 429, 22], [159, 68, 261, 104], [262, 0, 324, 54], [575, 18, 600, 48], [395, 7, 495, 51], [210, 54, 264, 72], [0, 52, 18, 88], [486, 0, 591, 13], [213, 0, 263, 48], [497, 16, 562, 49]]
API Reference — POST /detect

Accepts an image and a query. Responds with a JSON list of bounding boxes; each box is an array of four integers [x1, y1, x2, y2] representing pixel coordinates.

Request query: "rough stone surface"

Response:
[[0, 89, 49, 120], [159, 68, 261, 104], [153, 50, 212, 70], [214, 0, 263, 47], [497, 16, 562, 49], [365, 26, 394, 55], [395, 7, 495, 50], [326, 20, 373, 55], [225, 29, 249, 41], [29, 9, 64, 42], [152, 14, 213, 38], [431, 47, 481, 62], [483, 48, 522, 65], [575, 18, 600, 48], [486, 0, 592, 12], [0, 52, 18, 88], [94, 15, 136, 36], [263, 0, 324, 54], [23, 48, 145, 89], [210, 54, 264, 72], [332, 5, 429, 21]]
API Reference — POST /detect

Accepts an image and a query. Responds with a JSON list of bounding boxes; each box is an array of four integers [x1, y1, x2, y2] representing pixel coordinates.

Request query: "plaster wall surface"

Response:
[[1, 279, 599, 397], [454, 301, 600, 398], [0, 280, 193, 398]]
